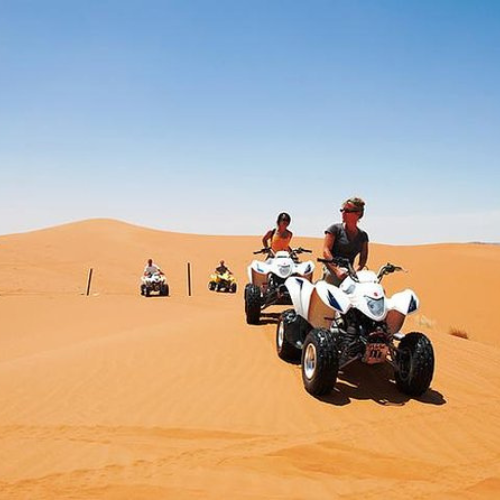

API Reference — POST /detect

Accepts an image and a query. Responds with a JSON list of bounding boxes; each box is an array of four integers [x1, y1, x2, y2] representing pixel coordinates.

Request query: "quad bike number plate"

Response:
[[363, 343, 389, 364]]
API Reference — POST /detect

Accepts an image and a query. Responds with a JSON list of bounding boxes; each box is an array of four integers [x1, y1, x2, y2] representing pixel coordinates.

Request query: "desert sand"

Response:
[[0, 219, 499, 499]]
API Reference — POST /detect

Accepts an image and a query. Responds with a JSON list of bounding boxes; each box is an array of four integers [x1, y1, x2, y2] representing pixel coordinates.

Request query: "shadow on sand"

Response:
[[255, 312, 446, 407], [259, 312, 281, 325], [316, 362, 446, 407]]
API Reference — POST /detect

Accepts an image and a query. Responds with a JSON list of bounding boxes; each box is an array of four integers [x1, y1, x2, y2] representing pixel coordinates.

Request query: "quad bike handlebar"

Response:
[[376, 263, 407, 280], [317, 256, 351, 267], [317, 257, 407, 282], [293, 247, 312, 254], [317, 257, 358, 279], [254, 248, 272, 255], [253, 247, 312, 256]]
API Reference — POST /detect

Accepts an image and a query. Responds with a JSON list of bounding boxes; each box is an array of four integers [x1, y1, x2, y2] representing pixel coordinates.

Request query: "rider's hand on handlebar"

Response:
[[254, 247, 272, 255], [334, 267, 348, 280]]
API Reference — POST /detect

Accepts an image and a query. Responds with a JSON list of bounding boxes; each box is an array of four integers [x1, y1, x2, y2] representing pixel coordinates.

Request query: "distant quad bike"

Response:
[[276, 257, 434, 397], [140, 272, 169, 297], [244, 247, 315, 325], [208, 271, 237, 293]]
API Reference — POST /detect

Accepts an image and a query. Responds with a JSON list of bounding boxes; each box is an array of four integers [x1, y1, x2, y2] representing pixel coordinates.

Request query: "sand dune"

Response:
[[1, 219, 499, 499]]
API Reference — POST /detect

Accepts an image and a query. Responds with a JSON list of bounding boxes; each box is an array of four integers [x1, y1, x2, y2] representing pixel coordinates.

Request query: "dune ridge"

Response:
[[1, 219, 499, 499], [1, 218, 498, 346]]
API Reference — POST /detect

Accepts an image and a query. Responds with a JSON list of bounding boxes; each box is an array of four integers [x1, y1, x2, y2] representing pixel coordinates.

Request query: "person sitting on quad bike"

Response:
[[322, 197, 369, 286], [321, 197, 400, 335], [209, 260, 237, 293], [215, 260, 232, 275], [144, 258, 164, 277], [262, 212, 293, 255], [141, 259, 169, 297]]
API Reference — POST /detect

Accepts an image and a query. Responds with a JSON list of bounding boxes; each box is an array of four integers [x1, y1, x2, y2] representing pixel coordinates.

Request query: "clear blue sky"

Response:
[[1, 0, 499, 244]]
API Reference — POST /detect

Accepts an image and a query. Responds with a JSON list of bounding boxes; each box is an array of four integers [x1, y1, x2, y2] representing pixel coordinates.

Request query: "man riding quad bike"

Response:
[[208, 271, 237, 293], [244, 247, 315, 324], [208, 260, 237, 293], [140, 259, 169, 297]]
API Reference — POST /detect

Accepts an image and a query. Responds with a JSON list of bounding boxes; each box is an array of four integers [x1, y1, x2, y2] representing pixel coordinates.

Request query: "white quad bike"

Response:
[[244, 247, 315, 325], [140, 272, 169, 297], [276, 257, 434, 397]]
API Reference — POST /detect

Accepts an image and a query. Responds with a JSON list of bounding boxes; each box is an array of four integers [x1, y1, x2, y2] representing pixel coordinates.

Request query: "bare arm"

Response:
[[286, 230, 293, 252], [357, 241, 368, 271], [323, 232, 348, 280], [262, 229, 273, 248], [323, 232, 334, 260], [323, 233, 342, 278]]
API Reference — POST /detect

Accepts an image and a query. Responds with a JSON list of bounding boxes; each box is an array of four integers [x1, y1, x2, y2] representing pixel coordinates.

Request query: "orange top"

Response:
[[271, 230, 292, 252]]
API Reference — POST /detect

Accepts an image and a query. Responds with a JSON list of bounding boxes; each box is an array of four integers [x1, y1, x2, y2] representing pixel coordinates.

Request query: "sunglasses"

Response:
[[340, 208, 359, 214]]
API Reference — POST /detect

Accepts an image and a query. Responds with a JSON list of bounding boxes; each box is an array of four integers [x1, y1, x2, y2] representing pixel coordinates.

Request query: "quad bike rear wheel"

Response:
[[208, 281, 216, 291], [395, 332, 434, 396], [230, 283, 237, 293]]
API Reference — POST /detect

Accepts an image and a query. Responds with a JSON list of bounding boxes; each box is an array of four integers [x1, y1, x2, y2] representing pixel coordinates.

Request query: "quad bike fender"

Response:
[[314, 281, 351, 314], [294, 260, 315, 281], [248, 261, 269, 287], [387, 289, 419, 316], [284, 277, 315, 320], [302, 282, 350, 330]]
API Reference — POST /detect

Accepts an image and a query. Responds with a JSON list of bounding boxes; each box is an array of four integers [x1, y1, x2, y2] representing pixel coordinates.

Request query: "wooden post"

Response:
[[86, 268, 93, 296], [187, 262, 192, 297]]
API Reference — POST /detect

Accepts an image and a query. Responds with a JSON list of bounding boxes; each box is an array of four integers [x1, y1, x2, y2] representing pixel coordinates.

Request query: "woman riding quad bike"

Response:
[[244, 247, 315, 324], [276, 256, 435, 398]]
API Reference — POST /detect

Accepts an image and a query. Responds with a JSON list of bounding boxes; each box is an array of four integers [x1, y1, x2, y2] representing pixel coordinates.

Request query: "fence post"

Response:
[[86, 268, 93, 296], [187, 262, 192, 296]]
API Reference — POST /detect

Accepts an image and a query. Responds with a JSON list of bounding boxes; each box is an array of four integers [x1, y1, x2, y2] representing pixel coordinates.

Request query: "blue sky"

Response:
[[0, 0, 499, 244]]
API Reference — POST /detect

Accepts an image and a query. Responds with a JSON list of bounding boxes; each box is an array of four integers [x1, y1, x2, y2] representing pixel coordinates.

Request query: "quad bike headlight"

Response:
[[279, 265, 292, 276], [365, 296, 385, 316]]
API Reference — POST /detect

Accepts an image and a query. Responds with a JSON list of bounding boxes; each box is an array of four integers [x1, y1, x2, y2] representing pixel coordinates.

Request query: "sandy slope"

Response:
[[0, 219, 499, 499]]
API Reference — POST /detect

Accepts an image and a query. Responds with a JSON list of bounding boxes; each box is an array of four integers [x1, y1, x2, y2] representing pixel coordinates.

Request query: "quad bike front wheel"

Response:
[[160, 283, 169, 296], [301, 328, 340, 396], [395, 332, 434, 396], [230, 283, 237, 293], [208, 281, 216, 291], [245, 284, 262, 325]]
